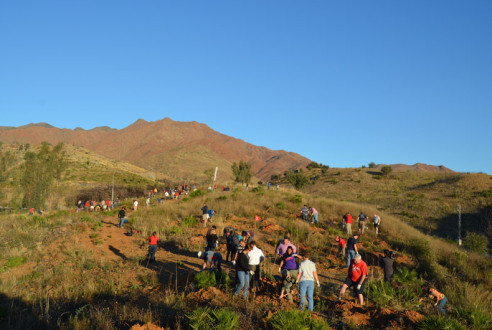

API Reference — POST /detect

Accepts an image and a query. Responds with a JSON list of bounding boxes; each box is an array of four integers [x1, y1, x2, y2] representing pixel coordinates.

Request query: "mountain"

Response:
[[0, 118, 311, 182], [374, 163, 455, 173]]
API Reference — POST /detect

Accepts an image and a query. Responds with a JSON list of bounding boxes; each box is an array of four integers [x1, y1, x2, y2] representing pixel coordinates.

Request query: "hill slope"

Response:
[[0, 118, 311, 181]]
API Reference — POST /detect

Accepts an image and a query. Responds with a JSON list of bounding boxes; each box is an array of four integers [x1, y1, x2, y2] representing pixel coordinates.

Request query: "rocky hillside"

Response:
[[0, 118, 311, 181]]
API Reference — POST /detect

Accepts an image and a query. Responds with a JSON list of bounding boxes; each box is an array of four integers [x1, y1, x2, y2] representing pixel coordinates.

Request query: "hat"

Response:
[[197, 251, 203, 258], [354, 253, 362, 260]]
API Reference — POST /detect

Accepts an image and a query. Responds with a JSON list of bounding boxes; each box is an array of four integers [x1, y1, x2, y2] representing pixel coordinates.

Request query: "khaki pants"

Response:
[[346, 223, 352, 235]]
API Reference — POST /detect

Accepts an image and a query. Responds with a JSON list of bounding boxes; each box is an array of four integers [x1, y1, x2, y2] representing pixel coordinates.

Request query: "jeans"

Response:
[[148, 245, 157, 261], [436, 296, 447, 314], [347, 250, 356, 268], [311, 213, 319, 224], [119, 217, 126, 228], [234, 271, 250, 298], [299, 280, 315, 311]]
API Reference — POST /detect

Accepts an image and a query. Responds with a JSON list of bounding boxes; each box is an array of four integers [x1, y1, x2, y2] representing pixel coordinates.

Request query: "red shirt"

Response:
[[349, 260, 368, 282], [338, 238, 346, 248], [347, 214, 353, 224], [149, 235, 159, 245]]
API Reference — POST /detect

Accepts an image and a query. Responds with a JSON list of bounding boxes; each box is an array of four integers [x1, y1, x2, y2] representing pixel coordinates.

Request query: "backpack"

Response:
[[231, 234, 240, 246]]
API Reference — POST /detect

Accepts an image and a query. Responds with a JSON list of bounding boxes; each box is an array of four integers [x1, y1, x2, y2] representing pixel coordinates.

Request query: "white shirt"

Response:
[[298, 259, 317, 282], [248, 246, 265, 265]]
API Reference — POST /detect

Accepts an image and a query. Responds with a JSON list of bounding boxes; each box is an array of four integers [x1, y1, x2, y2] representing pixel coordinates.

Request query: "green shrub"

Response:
[[366, 280, 395, 307], [393, 267, 418, 285], [190, 189, 205, 198], [417, 315, 465, 330], [251, 186, 264, 193], [289, 195, 303, 204], [2, 256, 26, 271], [275, 202, 285, 210], [194, 271, 217, 289], [169, 226, 184, 235], [182, 216, 198, 227], [268, 309, 329, 330], [407, 238, 436, 276], [214, 271, 233, 289], [217, 195, 227, 201], [463, 232, 489, 254], [186, 306, 240, 330], [481, 190, 491, 198], [453, 307, 491, 329]]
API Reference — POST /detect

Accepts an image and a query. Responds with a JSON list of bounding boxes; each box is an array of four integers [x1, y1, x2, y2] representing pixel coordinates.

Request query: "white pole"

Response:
[[458, 204, 462, 246], [213, 166, 218, 182], [111, 173, 115, 210]]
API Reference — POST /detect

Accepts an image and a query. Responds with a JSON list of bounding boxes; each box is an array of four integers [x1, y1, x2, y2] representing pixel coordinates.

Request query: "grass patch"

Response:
[[186, 306, 240, 330], [268, 309, 329, 329]]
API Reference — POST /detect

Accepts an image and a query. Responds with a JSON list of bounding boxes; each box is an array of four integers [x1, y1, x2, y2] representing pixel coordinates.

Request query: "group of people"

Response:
[[77, 199, 114, 212], [342, 212, 381, 235], [300, 205, 319, 224]]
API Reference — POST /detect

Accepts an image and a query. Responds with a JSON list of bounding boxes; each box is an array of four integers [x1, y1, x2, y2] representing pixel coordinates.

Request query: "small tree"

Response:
[[286, 169, 310, 190], [463, 232, 489, 254], [368, 162, 376, 168], [231, 160, 252, 185], [381, 166, 393, 176]]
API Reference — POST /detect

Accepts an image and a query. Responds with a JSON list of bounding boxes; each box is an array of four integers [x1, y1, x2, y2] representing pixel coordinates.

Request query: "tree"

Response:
[[381, 166, 393, 177], [286, 169, 310, 190], [231, 161, 252, 184], [368, 162, 376, 168], [20, 142, 66, 209]]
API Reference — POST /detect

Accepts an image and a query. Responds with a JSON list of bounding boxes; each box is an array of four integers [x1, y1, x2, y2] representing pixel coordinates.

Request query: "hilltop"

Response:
[[0, 118, 311, 182]]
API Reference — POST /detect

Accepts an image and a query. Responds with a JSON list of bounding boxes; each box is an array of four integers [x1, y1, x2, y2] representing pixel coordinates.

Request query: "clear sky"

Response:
[[1, 1, 491, 173]]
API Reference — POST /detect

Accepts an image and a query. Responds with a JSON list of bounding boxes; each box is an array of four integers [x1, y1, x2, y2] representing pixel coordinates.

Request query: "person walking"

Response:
[[234, 243, 251, 299], [309, 206, 319, 225], [148, 232, 159, 263], [346, 212, 353, 235], [278, 246, 299, 302], [296, 253, 320, 311], [337, 253, 368, 306], [357, 212, 367, 234], [248, 241, 265, 295], [118, 206, 126, 228], [201, 203, 209, 227], [346, 234, 359, 268], [373, 214, 381, 235], [419, 286, 447, 314], [335, 236, 346, 258]]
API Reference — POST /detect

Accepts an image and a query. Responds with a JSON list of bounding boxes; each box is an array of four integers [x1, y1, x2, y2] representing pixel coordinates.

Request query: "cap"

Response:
[[197, 251, 203, 258]]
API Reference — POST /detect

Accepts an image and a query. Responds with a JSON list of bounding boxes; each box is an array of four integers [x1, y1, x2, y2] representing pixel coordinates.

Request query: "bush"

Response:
[[453, 307, 491, 329], [190, 189, 205, 198], [217, 195, 227, 201], [417, 315, 465, 330], [268, 309, 329, 330], [482, 190, 491, 198], [194, 271, 216, 289], [289, 195, 303, 204], [463, 232, 489, 254], [275, 202, 285, 210], [186, 306, 240, 330], [381, 166, 393, 176], [366, 280, 395, 307], [182, 216, 198, 227], [407, 239, 436, 277]]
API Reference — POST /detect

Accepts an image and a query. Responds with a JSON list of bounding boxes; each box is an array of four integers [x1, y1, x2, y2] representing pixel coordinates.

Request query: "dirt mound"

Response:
[[403, 310, 424, 323], [186, 286, 228, 306], [130, 323, 165, 330]]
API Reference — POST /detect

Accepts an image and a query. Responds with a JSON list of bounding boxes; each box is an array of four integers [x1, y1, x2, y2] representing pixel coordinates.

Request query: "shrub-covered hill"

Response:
[[271, 165, 492, 248], [1, 188, 490, 329]]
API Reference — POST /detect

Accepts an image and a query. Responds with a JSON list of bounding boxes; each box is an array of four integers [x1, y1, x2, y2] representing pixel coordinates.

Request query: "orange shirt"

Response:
[[149, 235, 159, 245], [430, 288, 444, 301]]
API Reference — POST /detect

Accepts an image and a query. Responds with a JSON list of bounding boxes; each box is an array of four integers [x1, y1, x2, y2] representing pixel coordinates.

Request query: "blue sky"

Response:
[[1, 1, 491, 173]]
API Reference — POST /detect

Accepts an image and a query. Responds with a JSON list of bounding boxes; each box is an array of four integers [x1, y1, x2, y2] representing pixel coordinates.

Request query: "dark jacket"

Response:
[[201, 205, 208, 214], [236, 252, 250, 272], [207, 234, 218, 249], [118, 209, 126, 218]]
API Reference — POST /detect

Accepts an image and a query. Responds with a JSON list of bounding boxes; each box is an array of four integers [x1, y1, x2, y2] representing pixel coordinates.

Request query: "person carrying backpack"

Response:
[[373, 214, 381, 235], [118, 206, 126, 228], [346, 234, 359, 268], [381, 250, 395, 282], [357, 212, 367, 234], [300, 205, 309, 221]]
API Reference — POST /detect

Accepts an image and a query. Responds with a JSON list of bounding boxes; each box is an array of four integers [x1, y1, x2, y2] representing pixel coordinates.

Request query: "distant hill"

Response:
[[0, 118, 311, 181], [374, 163, 455, 173]]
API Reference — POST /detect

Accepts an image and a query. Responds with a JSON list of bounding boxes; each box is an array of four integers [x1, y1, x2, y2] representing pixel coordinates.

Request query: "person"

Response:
[[206, 228, 218, 252], [133, 199, 138, 211], [300, 205, 309, 221], [148, 232, 159, 263], [207, 209, 215, 223], [164, 191, 169, 200], [337, 253, 368, 306], [275, 232, 291, 251], [276, 184, 279, 190], [357, 212, 367, 234], [346, 212, 353, 235], [201, 203, 209, 227], [342, 213, 347, 229], [146, 197, 150, 207], [335, 236, 346, 258], [248, 241, 265, 294], [346, 234, 359, 268], [234, 243, 251, 299], [381, 250, 395, 282], [118, 206, 126, 228], [296, 253, 320, 311], [276, 237, 297, 256], [235, 238, 247, 264], [106, 199, 111, 210], [198, 250, 223, 271], [267, 182, 270, 190], [29, 208, 34, 215], [309, 206, 319, 224], [373, 214, 381, 235], [228, 230, 241, 264], [419, 286, 447, 314], [84, 200, 89, 212], [242, 230, 254, 245], [278, 246, 299, 302]]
